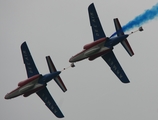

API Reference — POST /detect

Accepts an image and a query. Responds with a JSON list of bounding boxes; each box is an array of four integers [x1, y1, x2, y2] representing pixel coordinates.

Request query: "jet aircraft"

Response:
[[5, 42, 67, 118], [69, 3, 143, 83]]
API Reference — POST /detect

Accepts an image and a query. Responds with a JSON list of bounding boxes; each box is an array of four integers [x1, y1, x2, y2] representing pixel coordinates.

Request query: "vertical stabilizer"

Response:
[[113, 18, 134, 56], [46, 56, 67, 92]]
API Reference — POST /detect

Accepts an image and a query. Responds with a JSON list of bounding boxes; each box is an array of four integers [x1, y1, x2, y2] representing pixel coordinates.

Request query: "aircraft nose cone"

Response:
[[4, 93, 10, 99], [69, 56, 74, 63]]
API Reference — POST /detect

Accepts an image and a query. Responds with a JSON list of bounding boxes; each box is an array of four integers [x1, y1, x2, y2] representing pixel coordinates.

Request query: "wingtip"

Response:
[[123, 80, 130, 84], [90, 3, 94, 5], [88, 3, 94, 9], [63, 88, 67, 92], [113, 18, 118, 21], [56, 115, 64, 118], [55, 112, 64, 118], [21, 41, 27, 48]]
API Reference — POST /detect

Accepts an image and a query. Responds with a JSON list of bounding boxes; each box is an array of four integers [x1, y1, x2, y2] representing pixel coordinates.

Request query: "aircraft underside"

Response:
[[5, 83, 44, 99], [69, 46, 110, 62]]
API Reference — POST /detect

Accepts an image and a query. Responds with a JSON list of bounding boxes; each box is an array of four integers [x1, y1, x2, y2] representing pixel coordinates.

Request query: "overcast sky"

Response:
[[1, 0, 158, 120]]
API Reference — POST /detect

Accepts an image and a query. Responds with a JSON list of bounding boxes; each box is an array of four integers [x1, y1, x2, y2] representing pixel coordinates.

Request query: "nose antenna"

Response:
[[62, 63, 75, 72], [129, 26, 143, 35]]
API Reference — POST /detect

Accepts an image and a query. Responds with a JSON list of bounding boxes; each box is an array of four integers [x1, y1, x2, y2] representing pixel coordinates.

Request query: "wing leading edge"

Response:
[[36, 87, 64, 118], [21, 42, 39, 78], [88, 3, 106, 41], [102, 51, 130, 83]]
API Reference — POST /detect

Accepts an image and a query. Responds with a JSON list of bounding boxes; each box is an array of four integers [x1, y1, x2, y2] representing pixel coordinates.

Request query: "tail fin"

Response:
[[113, 18, 134, 56], [46, 56, 67, 92]]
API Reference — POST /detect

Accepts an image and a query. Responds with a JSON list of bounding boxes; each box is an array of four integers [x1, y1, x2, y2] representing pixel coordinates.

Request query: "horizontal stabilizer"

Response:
[[114, 18, 134, 56], [46, 56, 67, 92]]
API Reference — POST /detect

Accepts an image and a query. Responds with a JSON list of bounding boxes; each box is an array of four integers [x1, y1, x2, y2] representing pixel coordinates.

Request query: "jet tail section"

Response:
[[46, 56, 67, 92], [113, 18, 134, 56]]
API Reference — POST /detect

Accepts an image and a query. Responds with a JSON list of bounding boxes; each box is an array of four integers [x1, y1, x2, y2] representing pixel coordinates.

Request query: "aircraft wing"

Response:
[[21, 42, 39, 78], [46, 56, 67, 92], [36, 87, 64, 118], [102, 51, 130, 83], [88, 3, 106, 41]]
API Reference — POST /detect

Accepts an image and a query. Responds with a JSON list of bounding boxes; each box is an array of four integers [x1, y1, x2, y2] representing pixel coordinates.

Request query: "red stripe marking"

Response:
[[18, 74, 41, 87]]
